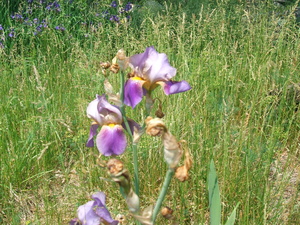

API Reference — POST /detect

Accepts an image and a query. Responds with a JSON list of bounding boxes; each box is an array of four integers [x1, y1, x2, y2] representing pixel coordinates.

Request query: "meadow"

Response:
[[0, 0, 299, 224]]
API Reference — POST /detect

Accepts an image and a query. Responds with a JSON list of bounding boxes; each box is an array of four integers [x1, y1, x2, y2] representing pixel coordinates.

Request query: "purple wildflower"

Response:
[[124, 46, 192, 108], [124, 2, 133, 12], [111, 1, 117, 8], [109, 15, 120, 23], [11, 13, 23, 21], [86, 95, 127, 156], [55, 25, 65, 31], [8, 29, 16, 38], [70, 192, 119, 225]]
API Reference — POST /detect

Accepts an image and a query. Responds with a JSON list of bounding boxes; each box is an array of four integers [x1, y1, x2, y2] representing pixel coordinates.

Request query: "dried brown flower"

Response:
[[107, 158, 124, 176], [145, 116, 167, 137]]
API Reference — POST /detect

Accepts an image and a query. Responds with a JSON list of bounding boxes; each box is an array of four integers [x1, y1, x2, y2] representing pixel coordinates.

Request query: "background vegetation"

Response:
[[0, 0, 299, 224]]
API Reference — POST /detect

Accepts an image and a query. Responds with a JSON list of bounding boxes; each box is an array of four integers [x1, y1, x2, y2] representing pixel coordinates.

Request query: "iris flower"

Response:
[[124, 46, 191, 108], [86, 94, 127, 156], [70, 192, 119, 225]]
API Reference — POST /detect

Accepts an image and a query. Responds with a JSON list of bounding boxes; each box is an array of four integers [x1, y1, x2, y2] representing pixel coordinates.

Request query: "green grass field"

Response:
[[0, 0, 299, 224]]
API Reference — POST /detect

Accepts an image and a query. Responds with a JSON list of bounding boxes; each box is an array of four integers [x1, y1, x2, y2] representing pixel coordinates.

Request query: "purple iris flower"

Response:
[[70, 192, 119, 225], [124, 46, 192, 108], [86, 95, 127, 156]]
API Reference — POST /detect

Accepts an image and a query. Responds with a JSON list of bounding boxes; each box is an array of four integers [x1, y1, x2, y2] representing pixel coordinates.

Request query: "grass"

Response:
[[0, 0, 300, 224]]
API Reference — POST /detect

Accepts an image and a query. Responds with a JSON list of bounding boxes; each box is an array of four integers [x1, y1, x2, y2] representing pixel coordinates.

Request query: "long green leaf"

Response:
[[225, 202, 240, 225], [208, 159, 221, 225]]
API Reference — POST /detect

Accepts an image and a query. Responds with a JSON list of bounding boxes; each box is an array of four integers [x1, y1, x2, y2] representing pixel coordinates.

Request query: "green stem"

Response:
[[132, 143, 140, 195], [152, 167, 175, 224], [119, 71, 140, 196]]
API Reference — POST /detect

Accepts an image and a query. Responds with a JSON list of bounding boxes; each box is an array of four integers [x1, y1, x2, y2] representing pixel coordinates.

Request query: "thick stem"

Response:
[[120, 71, 140, 196], [132, 143, 140, 195], [152, 168, 175, 223]]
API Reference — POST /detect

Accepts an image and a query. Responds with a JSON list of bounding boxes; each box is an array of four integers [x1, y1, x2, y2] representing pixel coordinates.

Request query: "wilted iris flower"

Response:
[[70, 192, 119, 225], [124, 46, 191, 108], [86, 94, 127, 156]]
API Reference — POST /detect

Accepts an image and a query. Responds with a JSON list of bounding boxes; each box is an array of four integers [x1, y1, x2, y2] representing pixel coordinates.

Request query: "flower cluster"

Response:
[[70, 46, 192, 224], [101, 1, 137, 24], [86, 47, 191, 156], [0, 1, 138, 48]]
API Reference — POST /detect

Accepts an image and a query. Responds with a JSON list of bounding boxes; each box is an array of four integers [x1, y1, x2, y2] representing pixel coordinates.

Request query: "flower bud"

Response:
[[111, 49, 129, 72], [162, 131, 183, 168], [116, 49, 126, 60], [104, 79, 114, 94]]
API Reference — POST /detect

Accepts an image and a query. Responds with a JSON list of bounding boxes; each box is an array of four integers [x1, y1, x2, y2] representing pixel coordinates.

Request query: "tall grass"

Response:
[[0, 0, 299, 224]]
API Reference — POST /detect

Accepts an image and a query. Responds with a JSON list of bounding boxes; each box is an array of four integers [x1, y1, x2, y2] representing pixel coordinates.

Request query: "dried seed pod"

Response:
[[107, 158, 124, 176], [161, 206, 174, 220], [100, 62, 111, 69], [110, 63, 120, 73], [145, 116, 167, 137], [175, 141, 192, 182]]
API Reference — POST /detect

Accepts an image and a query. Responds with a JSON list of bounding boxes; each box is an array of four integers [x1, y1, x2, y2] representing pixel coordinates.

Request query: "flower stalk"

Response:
[[120, 70, 140, 196], [151, 167, 175, 223]]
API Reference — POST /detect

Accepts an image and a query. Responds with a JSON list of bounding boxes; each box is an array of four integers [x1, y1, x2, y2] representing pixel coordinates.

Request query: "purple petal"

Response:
[[86, 95, 103, 124], [98, 95, 123, 124], [69, 218, 79, 225], [92, 192, 106, 206], [96, 125, 127, 156], [122, 118, 141, 135], [92, 192, 119, 225], [129, 46, 177, 83], [124, 78, 145, 108], [86, 124, 99, 147], [77, 201, 100, 225], [87, 94, 123, 125], [162, 80, 192, 95], [145, 48, 176, 83], [129, 47, 152, 70], [94, 205, 119, 225]]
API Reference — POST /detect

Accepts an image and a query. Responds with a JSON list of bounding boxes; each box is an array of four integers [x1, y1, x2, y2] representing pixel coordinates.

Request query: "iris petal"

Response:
[[96, 125, 127, 156], [86, 96, 103, 124], [98, 95, 123, 124], [145, 48, 176, 83], [86, 124, 99, 147], [77, 201, 100, 225], [92, 193, 119, 225], [124, 78, 145, 108], [161, 80, 192, 95], [129, 46, 177, 84]]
